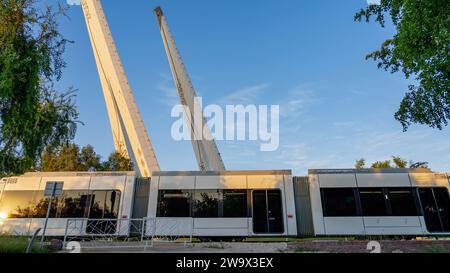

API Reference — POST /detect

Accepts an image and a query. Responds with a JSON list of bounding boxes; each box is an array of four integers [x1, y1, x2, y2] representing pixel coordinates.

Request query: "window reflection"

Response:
[[0, 191, 36, 218], [0, 190, 120, 219], [157, 190, 191, 217], [193, 190, 220, 218], [88, 191, 121, 219], [58, 191, 90, 218]]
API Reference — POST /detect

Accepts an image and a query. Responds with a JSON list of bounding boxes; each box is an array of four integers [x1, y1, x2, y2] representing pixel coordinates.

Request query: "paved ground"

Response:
[[63, 239, 450, 253]]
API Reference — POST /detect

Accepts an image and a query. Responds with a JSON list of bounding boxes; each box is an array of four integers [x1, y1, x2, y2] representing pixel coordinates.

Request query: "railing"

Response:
[[63, 218, 194, 250]]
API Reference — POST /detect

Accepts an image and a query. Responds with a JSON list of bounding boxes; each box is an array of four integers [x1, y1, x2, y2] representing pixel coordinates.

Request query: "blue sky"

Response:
[[49, 0, 450, 175]]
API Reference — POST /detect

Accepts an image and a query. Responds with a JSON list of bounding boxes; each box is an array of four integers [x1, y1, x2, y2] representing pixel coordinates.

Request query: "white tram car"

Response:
[[0, 168, 448, 238]]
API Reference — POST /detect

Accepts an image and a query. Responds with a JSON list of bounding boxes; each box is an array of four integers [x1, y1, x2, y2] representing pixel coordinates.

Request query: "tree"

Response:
[[355, 156, 410, 169], [392, 156, 407, 168], [355, 158, 366, 169], [41, 143, 101, 172], [101, 152, 134, 172], [79, 145, 101, 171], [355, 0, 450, 131], [0, 0, 78, 176], [41, 144, 133, 172], [371, 160, 392, 169]]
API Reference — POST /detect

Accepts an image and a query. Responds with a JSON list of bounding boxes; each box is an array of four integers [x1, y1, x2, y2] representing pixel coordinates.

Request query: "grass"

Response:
[[0, 235, 51, 253], [423, 246, 450, 253], [204, 242, 225, 249], [293, 247, 321, 253]]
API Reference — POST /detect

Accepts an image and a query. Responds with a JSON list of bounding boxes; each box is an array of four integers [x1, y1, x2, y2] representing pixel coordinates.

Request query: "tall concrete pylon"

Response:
[[154, 7, 226, 172], [81, 0, 160, 177]]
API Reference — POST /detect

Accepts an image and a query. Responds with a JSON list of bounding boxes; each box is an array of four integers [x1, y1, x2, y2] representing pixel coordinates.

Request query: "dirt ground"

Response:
[[66, 239, 450, 253], [287, 240, 450, 253]]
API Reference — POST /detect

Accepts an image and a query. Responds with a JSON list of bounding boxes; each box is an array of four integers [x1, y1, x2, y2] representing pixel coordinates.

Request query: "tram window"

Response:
[[321, 188, 358, 217], [157, 190, 192, 217], [104, 191, 121, 218], [359, 188, 389, 216], [58, 191, 90, 218], [387, 188, 418, 216], [31, 192, 58, 218], [0, 191, 36, 218], [223, 190, 248, 217], [194, 190, 220, 218], [88, 191, 121, 219]]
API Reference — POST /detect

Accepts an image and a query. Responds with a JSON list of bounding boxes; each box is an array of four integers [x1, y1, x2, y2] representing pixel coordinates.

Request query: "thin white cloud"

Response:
[[156, 74, 179, 107], [219, 83, 270, 105], [278, 85, 317, 118]]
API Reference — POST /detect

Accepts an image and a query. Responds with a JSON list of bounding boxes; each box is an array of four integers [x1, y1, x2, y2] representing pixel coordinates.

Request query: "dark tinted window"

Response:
[[157, 190, 191, 217], [88, 190, 121, 219], [32, 191, 90, 218], [223, 190, 248, 217], [0, 191, 36, 218], [387, 188, 418, 216], [31, 192, 58, 218], [194, 190, 220, 218], [321, 188, 358, 217], [58, 191, 90, 218], [359, 189, 389, 216]]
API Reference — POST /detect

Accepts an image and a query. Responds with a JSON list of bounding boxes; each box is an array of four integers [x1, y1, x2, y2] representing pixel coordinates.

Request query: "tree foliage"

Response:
[[40, 143, 133, 172], [355, 158, 366, 169], [355, 0, 450, 130], [355, 155, 410, 169], [102, 151, 134, 172], [0, 0, 78, 176]]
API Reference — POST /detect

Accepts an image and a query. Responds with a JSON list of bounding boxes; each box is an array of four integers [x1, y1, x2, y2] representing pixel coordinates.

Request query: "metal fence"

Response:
[[63, 218, 194, 250]]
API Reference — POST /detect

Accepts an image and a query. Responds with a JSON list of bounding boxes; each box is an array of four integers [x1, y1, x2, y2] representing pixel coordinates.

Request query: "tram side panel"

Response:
[[308, 170, 450, 236], [356, 172, 423, 235], [147, 172, 298, 238], [0, 173, 135, 236]]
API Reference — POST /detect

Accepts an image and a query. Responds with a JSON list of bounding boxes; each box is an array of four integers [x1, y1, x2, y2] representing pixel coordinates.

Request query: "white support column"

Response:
[[81, 0, 160, 177], [154, 7, 226, 172]]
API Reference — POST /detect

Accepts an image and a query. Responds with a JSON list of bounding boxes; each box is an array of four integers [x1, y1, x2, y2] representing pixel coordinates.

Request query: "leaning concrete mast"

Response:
[[81, 0, 160, 177], [154, 7, 226, 172]]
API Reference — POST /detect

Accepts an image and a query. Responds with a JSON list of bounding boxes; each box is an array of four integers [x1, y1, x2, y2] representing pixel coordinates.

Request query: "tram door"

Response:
[[419, 188, 450, 232], [252, 190, 284, 234]]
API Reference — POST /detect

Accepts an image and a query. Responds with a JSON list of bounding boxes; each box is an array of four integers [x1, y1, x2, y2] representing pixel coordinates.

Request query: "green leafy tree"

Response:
[[355, 0, 450, 131], [101, 152, 134, 172], [78, 145, 101, 171], [356, 156, 410, 169], [41, 144, 133, 172], [355, 158, 366, 169], [371, 160, 392, 169], [41, 143, 102, 172], [41, 143, 80, 172], [392, 156, 408, 168], [0, 0, 78, 176]]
